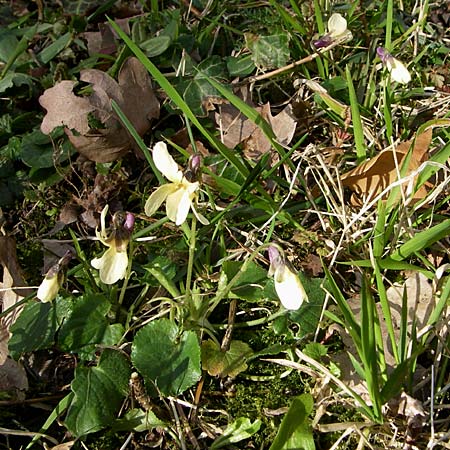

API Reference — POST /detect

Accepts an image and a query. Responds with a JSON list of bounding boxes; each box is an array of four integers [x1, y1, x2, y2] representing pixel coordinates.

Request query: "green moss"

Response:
[[223, 370, 307, 448]]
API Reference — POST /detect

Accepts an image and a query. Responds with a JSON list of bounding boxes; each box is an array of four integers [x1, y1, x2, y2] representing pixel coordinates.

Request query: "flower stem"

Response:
[[117, 240, 134, 307], [185, 215, 197, 311], [207, 243, 270, 316]]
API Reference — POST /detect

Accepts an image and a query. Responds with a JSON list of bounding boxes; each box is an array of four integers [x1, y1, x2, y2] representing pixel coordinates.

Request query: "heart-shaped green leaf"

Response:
[[131, 318, 201, 396]]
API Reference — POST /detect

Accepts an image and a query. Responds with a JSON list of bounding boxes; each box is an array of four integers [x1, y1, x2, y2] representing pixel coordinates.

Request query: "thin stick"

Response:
[[221, 298, 237, 352], [238, 40, 348, 86]]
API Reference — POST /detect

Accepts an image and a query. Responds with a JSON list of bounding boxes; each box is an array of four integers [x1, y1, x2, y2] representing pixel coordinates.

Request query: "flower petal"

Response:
[[153, 142, 183, 183], [145, 183, 178, 217], [275, 267, 307, 310], [97, 204, 109, 241], [328, 13, 347, 37], [192, 205, 210, 225], [389, 59, 411, 84], [37, 275, 60, 303], [92, 246, 128, 284], [166, 187, 190, 224]]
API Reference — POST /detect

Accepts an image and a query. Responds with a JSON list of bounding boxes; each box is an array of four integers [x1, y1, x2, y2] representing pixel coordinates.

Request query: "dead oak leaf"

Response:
[[83, 19, 130, 56], [39, 57, 160, 163], [215, 102, 297, 160], [341, 129, 432, 207], [0, 236, 33, 364], [386, 272, 435, 332], [40, 80, 95, 135], [0, 235, 31, 396]]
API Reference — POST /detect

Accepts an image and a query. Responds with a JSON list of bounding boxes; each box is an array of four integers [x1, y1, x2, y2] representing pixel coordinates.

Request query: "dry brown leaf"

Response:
[[0, 357, 28, 395], [40, 81, 96, 135], [386, 272, 435, 331], [301, 254, 323, 276], [215, 103, 258, 149], [0, 236, 33, 364], [215, 100, 297, 160], [40, 57, 160, 163], [341, 129, 432, 206], [0, 236, 30, 395], [45, 441, 76, 450], [83, 19, 130, 56]]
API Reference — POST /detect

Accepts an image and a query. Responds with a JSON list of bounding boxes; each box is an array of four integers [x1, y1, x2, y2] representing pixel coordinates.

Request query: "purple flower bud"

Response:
[[190, 154, 201, 171], [376, 47, 390, 64], [268, 245, 281, 265], [313, 35, 333, 49], [124, 212, 135, 232]]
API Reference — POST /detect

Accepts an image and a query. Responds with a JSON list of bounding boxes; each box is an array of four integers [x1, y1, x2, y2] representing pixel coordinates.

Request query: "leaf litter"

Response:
[[340, 128, 433, 206], [40, 57, 160, 163], [214, 87, 297, 161], [0, 234, 31, 396]]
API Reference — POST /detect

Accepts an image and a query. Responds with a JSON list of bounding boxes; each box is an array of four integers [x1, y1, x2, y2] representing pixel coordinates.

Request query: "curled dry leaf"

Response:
[[0, 235, 31, 394], [47, 441, 76, 450], [386, 272, 435, 332], [40, 57, 160, 163], [341, 129, 433, 207], [215, 102, 297, 160], [83, 19, 130, 56], [213, 86, 297, 160]]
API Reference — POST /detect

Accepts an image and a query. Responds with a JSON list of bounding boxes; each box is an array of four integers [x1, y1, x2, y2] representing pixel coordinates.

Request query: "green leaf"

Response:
[[288, 277, 326, 337], [201, 339, 253, 378], [342, 258, 433, 278], [57, 294, 112, 356], [176, 55, 227, 116], [245, 33, 290, 69], [140, 35, 171, 57], [9, 299, 72, 359], [20, 129, 72, 169], [37, 32, 72, 64], [26, 393, 73, 450], [0, 72, 33, 93], [112, 408, 166, 432], [303, 342, 327, 360], [60, 0, 105, 15], [65, 348, 131, 437], [269, 394, 315, 450], [390, 219, 450, 261], [131, 318, 201, 397], [211, 417, 261, 449], [346, 65, 366, 161], [0, 30, 19, 63], [226, 55, 255, 77], [102, 323, 125, 346], [222, 260, 269, 302], [416, 138, 450, 189]]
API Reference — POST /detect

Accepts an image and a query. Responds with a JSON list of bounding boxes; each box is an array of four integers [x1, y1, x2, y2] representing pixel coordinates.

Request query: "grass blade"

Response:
[[346, 65, 365, 161], [107, 17, 249, 178], [391, 219, 450, 261]]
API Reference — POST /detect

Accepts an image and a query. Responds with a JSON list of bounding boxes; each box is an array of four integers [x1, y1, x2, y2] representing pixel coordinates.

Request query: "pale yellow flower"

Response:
[[91, 206, 134, 284], [145, 142, 208, 225], [377, 47, 411, 84], [314, 13, 352, 48], [37, 273, 61, 303], [328, 13, 349, 38], [37, 250, 72, 302], [268, 246, 307, 310]]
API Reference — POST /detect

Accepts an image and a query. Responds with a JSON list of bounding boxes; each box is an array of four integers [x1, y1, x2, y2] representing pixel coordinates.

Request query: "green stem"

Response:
[[383, 79, 393, 141], [385, 0, 393, 51], [214, 309, 286, 329], [147, 267, 181, 299], [185, 215, 197, 312], [207, 243, 271, 315], [117, 240, 134, 307]]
